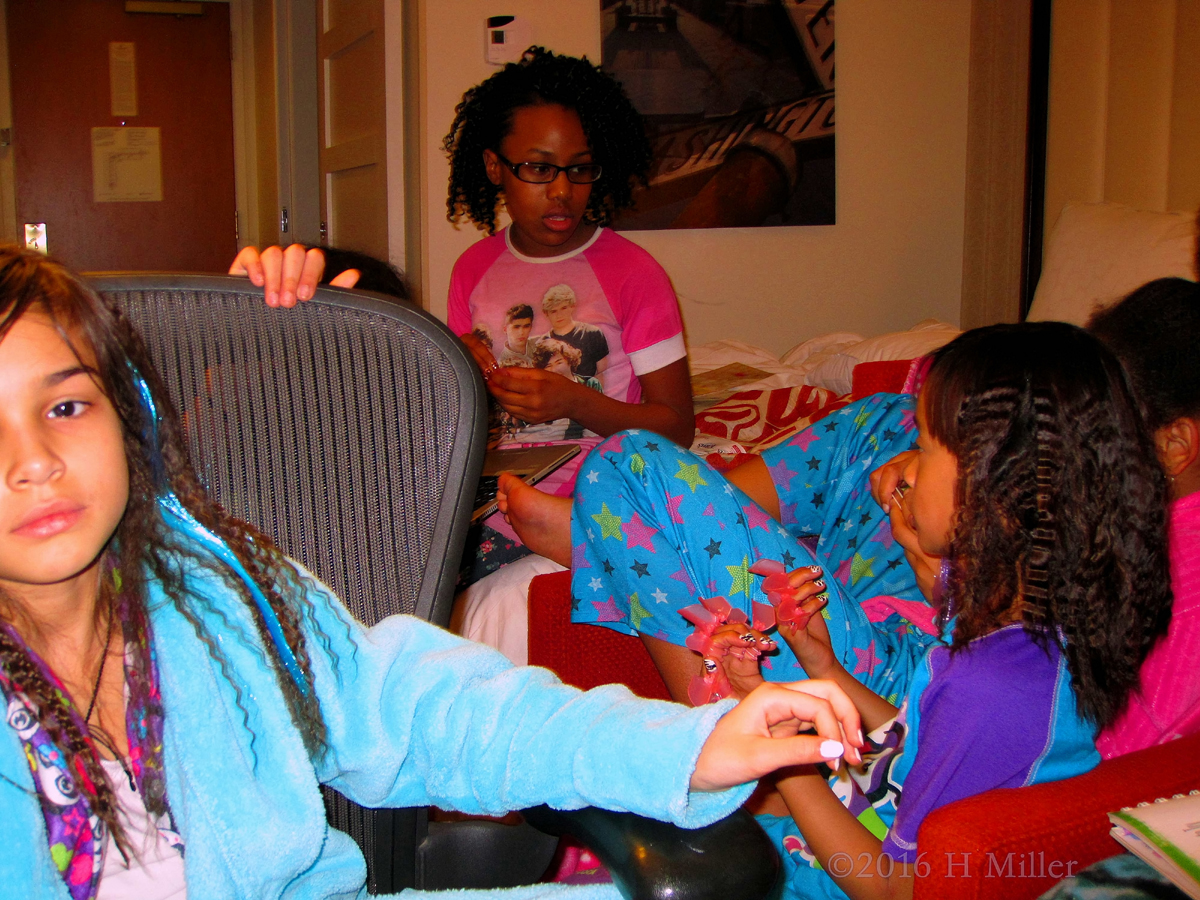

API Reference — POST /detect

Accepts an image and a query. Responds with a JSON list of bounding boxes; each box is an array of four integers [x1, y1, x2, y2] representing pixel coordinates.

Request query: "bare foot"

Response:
[[497, 473, 573, 567]]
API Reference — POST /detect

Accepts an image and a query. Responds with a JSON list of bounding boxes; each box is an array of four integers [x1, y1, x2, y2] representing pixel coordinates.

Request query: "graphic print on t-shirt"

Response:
[[470, 258, 627, 444], [532, 282, 610, 377]]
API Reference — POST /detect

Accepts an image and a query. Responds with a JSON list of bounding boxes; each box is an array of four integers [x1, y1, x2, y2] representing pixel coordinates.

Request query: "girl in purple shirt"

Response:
[[727, 323, 1174, 900], [512, 323, 1172, 900]]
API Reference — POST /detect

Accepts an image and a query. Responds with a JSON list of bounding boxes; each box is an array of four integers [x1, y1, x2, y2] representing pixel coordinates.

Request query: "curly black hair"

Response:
[[922, 322, 1172, 729], [313, 244, 408, 300], [443, 46, 652, 234], [1087, 277, 1200, 430]]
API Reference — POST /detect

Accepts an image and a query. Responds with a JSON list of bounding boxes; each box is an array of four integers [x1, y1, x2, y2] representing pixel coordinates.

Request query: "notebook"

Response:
[[1109, 791, 1200, 899], [471, 444, 582, 523]]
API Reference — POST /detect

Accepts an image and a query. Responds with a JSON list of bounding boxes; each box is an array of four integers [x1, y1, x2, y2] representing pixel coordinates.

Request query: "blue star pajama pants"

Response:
[[570, 394, 940, 704]]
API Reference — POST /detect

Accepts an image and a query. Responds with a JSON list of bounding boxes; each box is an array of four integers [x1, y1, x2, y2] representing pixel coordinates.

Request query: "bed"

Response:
[[687, 320, 958, 464]]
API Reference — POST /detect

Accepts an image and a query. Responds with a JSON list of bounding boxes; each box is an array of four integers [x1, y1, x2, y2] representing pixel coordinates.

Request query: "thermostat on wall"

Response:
[[486, 16, 531, 65]]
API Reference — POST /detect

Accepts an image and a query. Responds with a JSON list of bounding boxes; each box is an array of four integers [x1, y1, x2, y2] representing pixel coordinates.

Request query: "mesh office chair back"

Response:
[[92, 274, 486, 893]]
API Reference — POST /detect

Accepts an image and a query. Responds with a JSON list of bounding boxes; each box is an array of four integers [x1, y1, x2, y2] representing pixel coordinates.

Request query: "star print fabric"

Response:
[[760, 393, 924, 609], [570, 397, 939, 702]]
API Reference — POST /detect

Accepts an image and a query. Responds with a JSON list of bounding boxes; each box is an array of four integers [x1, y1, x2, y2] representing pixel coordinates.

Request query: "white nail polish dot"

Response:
[[820, 739, 844, 758]]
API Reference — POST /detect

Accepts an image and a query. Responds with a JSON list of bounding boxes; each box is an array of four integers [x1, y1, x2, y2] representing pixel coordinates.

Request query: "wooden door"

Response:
[[317, 0, 388, 259], [7, 0, 236, 272]]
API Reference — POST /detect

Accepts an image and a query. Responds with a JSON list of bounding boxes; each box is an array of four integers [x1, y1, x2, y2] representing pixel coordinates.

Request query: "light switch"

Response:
[[24, 223, 47, 254]]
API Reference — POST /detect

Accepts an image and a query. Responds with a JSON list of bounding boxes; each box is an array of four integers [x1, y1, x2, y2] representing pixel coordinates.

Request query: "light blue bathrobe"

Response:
[[0, 560, 751, 899]]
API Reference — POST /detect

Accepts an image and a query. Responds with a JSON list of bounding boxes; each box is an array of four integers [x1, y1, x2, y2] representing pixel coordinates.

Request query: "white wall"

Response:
[[1044, 0, 1200, 243], [412, 0, 972, 357]]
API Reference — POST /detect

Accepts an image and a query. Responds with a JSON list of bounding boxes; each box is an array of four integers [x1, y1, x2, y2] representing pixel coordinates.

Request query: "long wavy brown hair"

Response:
[[0, 246, 329, 855], [922, 322, 1172, 730]]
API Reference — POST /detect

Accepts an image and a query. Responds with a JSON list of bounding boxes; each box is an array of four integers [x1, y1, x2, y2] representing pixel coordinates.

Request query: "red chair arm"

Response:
[[913, 730, 1200, 899]]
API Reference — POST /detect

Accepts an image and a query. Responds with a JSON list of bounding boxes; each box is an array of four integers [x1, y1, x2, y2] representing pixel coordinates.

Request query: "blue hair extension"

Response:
[[132, 372, 311, 698]]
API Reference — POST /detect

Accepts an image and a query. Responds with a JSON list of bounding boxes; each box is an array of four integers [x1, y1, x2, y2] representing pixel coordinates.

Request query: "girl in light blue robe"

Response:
[[0, 247, 861, 900]]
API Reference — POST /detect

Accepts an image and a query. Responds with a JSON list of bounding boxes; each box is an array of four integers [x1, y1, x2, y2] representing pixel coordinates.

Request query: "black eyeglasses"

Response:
[[494, 153, 603, 184]]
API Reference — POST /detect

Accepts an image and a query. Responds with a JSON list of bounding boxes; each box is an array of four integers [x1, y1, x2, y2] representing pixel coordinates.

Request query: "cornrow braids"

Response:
[[444, 46, 652, 233], [923, 323, 1172, 729], [0, 246, 334, 854]]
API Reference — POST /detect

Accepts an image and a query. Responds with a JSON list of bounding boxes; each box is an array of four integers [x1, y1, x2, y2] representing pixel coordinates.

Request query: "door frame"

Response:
[[0, 0, 17, 245]]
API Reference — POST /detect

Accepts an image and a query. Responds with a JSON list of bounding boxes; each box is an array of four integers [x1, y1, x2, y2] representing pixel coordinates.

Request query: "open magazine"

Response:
[[1109, 791, 1200, 899], [471, 444, 581, 523]]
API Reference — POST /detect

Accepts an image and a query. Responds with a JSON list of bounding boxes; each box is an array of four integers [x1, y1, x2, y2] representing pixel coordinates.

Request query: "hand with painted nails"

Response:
[[459, 331, 500, 379], [680, 595, 767, 705], [887, 490, 942, 602], [690, 679, 864, 792], [777, 594, 839, 680], [748, 559, 830, 630], [705, 623, 778, 701], [869, 449, 919, 513]]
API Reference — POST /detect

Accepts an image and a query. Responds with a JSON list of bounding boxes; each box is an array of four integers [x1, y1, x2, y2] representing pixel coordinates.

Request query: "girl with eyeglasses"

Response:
[[437, 47, 693, 661]]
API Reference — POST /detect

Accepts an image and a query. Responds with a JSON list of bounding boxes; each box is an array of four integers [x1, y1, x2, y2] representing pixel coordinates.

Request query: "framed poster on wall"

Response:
[[602, 0, 835, 230]]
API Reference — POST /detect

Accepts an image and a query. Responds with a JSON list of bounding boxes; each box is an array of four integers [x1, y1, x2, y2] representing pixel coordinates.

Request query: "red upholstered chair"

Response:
[[913, 729, 1200, 899], [529, 571, 1200, 900], [850, 358, 917, 400], [528, 570, 669, 699]]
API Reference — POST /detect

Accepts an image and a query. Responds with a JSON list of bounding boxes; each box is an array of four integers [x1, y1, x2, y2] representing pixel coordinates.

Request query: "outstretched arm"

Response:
[[692, 679, 863, 791], [775, 768, 915, 900]]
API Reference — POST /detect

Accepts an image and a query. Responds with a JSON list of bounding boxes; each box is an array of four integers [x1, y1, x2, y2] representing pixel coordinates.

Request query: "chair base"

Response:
[[418, 818, 560, 890]]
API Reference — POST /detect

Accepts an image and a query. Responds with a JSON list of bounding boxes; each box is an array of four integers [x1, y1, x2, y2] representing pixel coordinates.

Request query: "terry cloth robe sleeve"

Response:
[[302, 575, 753, 826], [880, 627, 1099, 862], [75, 557, 753, 900]]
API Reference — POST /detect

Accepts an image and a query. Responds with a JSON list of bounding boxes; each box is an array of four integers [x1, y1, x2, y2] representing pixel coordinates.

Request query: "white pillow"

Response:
[[1027, 201, 1198, 325], [779, 332, 864, 368], [804, 320, 961, 396]]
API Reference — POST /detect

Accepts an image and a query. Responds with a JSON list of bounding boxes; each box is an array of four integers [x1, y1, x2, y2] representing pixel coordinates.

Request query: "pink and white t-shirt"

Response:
[[448, 226, 685, 496]]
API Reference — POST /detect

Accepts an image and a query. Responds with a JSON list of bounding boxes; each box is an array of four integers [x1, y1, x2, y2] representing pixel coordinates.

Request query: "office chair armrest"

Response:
[[522, 804, 779, 900]]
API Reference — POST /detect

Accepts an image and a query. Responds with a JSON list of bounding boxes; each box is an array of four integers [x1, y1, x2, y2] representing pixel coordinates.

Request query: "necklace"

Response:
[[83, 607, 114, 725], [81, 608, 136, 791]]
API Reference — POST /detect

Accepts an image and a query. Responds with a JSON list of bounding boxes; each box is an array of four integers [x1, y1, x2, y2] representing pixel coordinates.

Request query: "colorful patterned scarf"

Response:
[[0, 568, 179, 900]]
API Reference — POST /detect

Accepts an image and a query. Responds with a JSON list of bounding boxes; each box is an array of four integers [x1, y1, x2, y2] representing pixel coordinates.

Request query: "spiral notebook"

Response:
[[1108, 791, 1200, 899]]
